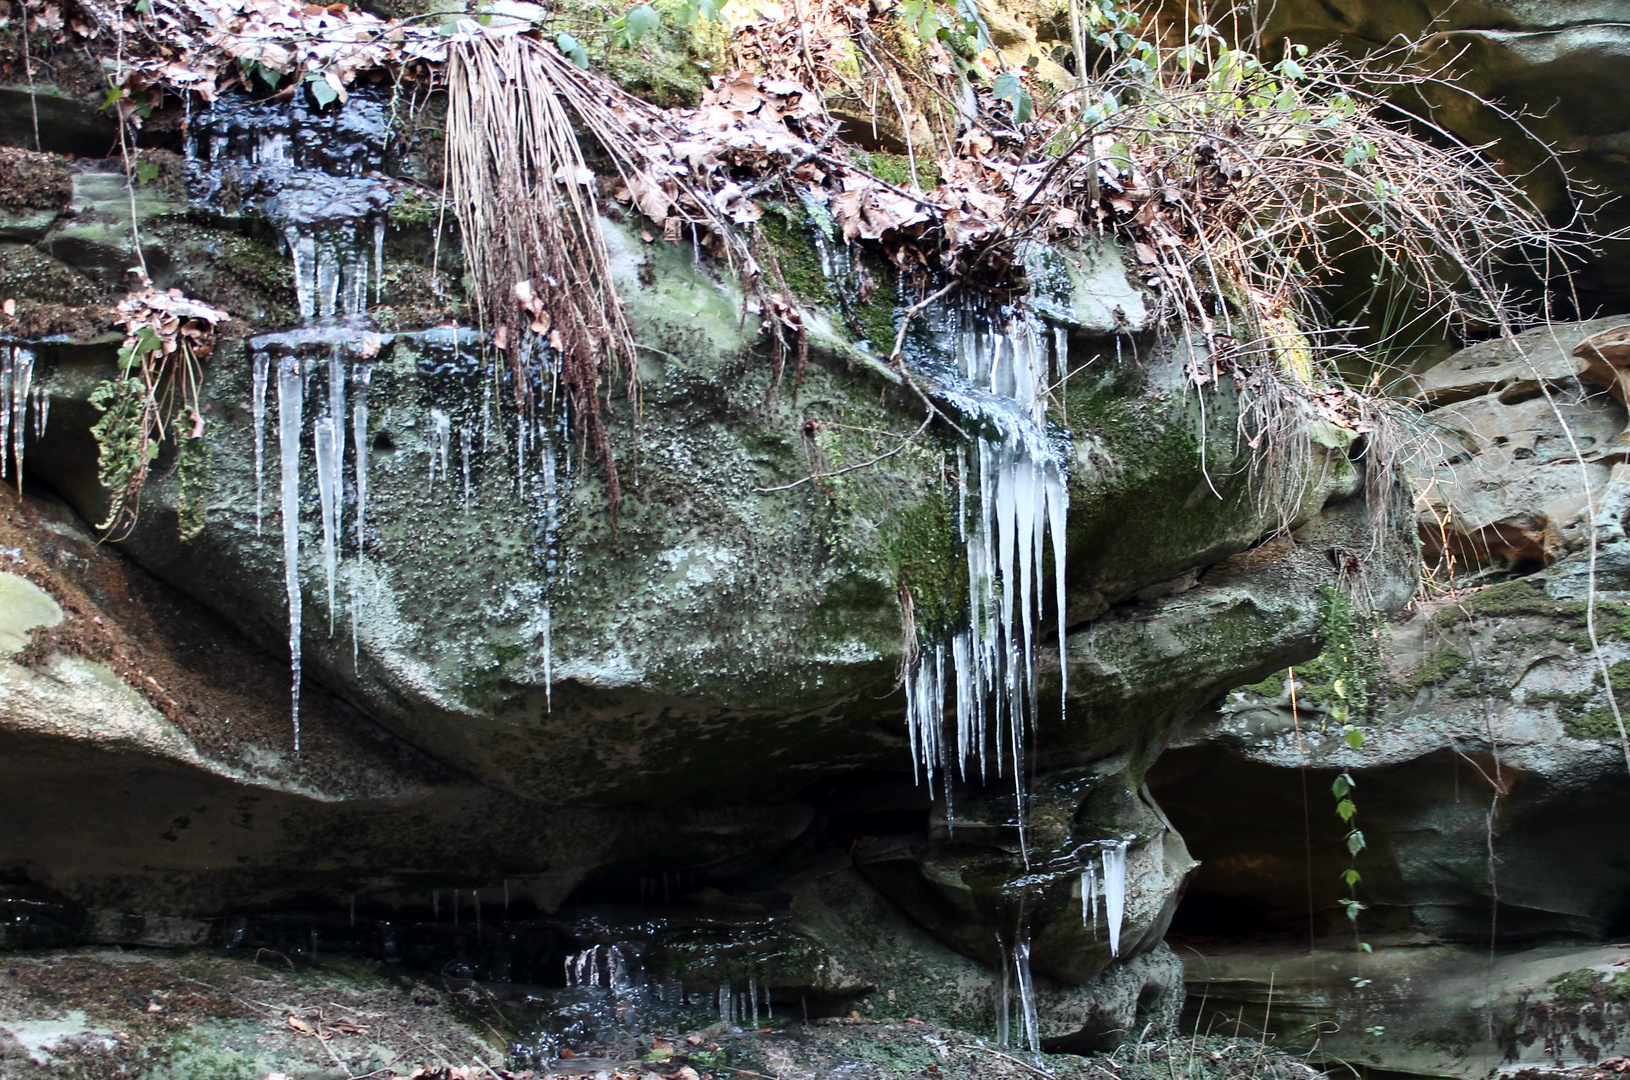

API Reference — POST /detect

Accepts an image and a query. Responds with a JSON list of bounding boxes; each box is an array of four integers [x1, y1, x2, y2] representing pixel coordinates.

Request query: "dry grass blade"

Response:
[[444, 33, 639, 518]]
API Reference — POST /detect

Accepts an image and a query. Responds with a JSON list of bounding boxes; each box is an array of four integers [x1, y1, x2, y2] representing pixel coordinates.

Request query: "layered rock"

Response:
[[1151, 318, 1630, 1074]]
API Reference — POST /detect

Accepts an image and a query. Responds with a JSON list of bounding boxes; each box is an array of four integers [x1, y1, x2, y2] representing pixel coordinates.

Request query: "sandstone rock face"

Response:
[[1257, 0, 1630, 305], [1150, 318, 1630, 1071], [0, 69, 1418, 1044], [1181, 944, 1630, 1079]]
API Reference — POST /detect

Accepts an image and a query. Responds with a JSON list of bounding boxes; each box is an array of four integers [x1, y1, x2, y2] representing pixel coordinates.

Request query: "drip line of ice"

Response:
[[902, 305, 1069, 845]]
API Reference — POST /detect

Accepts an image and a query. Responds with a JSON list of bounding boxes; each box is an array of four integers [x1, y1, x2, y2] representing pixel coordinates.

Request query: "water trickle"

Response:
[[1103, 841, 1128, 958], [277, 354, 305, 752]]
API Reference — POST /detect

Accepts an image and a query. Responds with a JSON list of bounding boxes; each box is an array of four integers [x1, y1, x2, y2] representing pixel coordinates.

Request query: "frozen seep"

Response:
[[902, 303, 1070, 844], [187, 91, 392, 321]]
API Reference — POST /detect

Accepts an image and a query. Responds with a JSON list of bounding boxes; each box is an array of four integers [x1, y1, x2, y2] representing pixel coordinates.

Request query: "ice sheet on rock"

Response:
[[189, 92, 392, 323]]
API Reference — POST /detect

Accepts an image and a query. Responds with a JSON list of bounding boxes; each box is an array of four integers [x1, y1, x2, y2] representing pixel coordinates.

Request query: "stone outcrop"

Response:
[[1151, 318, 1630, 1075]]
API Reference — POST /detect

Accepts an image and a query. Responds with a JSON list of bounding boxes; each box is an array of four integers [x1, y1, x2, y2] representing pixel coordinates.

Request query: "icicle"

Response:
[[314, 415, 341, 631], [342, 250, 367, 318], [1082, 863, 1097, 935], [252, 351, 270, 534], [428, 409, 450, 486], [315, 353, 345, 630], [749, 977, 759, 1028], [373, 219, 385, 306], [277, 354, 305, 752], [351, 363, 372, 664], [33, 385, 46, 439], [0, 351, 12, 481], [287, 227, 317, 320], [460, 427, 472, 510], [1103, 842, 1128, 958], [10, 347, 32, 492], [541, 433, 558, 711], [317, 242, 340, 319], [1014, 937, 1040, 1057]]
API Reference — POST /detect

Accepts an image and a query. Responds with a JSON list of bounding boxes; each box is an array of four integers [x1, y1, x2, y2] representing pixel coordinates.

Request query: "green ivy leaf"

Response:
[[1346, 829, 1366, 855], [1336, 798, 1356, 822], [1331, 773, 1352, 797], [1346, 728, 1365, 750], [625, 4, 659, 43], [134, 160, 161, 187], [1342, 868, 1361, 887], [305, 72, 339, 109], [556, 33, 590, 67]]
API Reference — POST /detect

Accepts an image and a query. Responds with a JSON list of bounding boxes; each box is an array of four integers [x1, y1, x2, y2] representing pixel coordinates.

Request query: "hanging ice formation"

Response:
[[901, 301, 1071, 843], [256, 329, 382, 750], [1102, 841, 1128, 957], [1078, 843, 1128, 955], [252, 351, 270, 533], [351, 362, 373, 665], [0, 346, 38, 493], [187, 92, 391, 321], [276, 352, 305, 752]]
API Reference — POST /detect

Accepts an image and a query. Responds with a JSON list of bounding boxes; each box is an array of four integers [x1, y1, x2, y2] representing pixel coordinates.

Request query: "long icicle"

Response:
[[277, 354, 305, 752]]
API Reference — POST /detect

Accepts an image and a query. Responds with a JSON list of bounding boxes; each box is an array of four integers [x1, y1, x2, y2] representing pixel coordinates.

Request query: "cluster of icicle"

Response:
[[902, 304, 1070, 847], [252, 344, 374, 752], [252, 332, 570, 752], [1081, 840, 1130, 957], [718, 978, 773, 1029], [0, 346, 45, 491], [564, 945, 630, 991]]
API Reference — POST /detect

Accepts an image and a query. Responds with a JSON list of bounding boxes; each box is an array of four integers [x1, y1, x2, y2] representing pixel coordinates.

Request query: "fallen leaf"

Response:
[[285, 1014, 314, 1034]]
